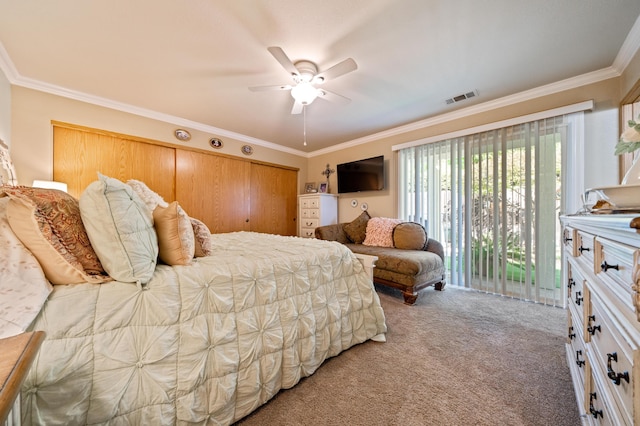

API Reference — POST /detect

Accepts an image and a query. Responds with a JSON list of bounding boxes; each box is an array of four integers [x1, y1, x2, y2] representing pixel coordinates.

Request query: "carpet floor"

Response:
[[236, 285, 581, 426]]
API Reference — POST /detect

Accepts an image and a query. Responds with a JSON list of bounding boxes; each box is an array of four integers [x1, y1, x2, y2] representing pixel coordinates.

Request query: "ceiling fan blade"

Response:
[[267, 46, 299, 77], [291, 101, 304, 115], [315, 58, 357, 82], [249, 84, 292, 92], [317, 89, 351, 105]]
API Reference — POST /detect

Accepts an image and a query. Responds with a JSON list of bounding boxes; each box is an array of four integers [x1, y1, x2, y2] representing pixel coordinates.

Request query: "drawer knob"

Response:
[[589, 393, 603, 419], [587, 315, 601, 336], [575, 350, 585, 368], [578, 246, 590, 253], [600, 261, 619, 272], [606, 352, 630, 386], [574, 291, 582, 306], [568, 326, 575, 340], [563, 235, 573, 244]]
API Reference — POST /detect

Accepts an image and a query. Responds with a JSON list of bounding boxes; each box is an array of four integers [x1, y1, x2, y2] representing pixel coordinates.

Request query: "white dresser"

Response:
[[560, 214, 640, 425], [298, 193, 338, 238]]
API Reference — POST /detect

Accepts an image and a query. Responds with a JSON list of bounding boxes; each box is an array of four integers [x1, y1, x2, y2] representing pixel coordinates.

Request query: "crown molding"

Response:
[[309, 67, 620, 157], [613, 13, 640, 73]]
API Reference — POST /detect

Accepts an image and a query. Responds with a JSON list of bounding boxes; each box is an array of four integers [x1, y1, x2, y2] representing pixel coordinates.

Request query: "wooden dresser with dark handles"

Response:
[[560, 214, 640, 425]]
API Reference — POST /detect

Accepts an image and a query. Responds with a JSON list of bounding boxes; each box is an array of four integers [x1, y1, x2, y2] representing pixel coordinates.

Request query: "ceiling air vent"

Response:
[[446, 90, 479, 105]]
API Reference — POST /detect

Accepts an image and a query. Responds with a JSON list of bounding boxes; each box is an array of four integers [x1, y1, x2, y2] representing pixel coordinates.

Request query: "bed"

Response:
[[0, 174, 386, 425]]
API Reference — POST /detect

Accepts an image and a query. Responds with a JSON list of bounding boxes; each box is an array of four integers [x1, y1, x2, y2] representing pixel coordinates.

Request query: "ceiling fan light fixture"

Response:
[[291, 82, 320, 105]]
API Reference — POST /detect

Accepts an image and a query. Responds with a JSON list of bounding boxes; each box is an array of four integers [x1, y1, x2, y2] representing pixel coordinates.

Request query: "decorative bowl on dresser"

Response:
[[560, 214, 640, 425]]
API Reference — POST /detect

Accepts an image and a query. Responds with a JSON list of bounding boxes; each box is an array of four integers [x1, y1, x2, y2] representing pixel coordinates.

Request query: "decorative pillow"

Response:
[[363, 217, 403, 247], [153, 201, 195, 265], [79, 173, 158, 284], [126, 179, 169, 212], [191, 217, 213, 257], [393, 222, 428, 250], [3, 186, 110, 284], [344, 210, 371, 243]]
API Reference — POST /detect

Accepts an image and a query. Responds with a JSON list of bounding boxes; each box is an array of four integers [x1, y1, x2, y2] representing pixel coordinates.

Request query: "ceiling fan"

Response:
[[249, 46, 357, 114]]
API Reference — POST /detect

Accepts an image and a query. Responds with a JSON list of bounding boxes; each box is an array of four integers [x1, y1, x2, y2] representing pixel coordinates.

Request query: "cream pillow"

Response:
[[79, 174, 158, 284], [126, 179, 169, 212], [3, 186, 110, 284], [153, 201, 195, 265]]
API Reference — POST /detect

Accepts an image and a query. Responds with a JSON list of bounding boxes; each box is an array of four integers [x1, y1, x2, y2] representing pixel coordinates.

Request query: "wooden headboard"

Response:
[[52, 122, 299, 236]]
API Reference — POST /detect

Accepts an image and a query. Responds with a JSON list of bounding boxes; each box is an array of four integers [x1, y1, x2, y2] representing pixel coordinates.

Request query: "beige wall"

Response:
[[7, 63, 640, 224], [10, 86, 308, 189], [308, 78, 626, 222], [0, 67, 9, 145]]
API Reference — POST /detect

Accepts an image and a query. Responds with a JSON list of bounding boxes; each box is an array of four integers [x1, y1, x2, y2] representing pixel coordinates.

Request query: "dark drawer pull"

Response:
[[574, 291, 582, 306], [563, 235, 573, 244], [567, 278, 575, 289], [606, 352, 630, 386], [578, 246, 590, 253], [587, 315, 601, 336], [568, 326, 575, 340], [601, 261, 619, 272], [589, 392, 603, 419], [576, 350, 585, 368]]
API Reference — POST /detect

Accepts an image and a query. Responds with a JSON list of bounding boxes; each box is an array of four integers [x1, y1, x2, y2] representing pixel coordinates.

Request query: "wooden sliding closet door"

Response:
[[175, 150, 251, 233], [53, 125, 176, 201], [250, 164, 297, 236]]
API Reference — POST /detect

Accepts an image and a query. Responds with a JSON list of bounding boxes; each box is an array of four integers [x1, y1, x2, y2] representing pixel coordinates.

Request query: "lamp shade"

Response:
[[33, 180, 68, 192], [291, 82, 320, 105]]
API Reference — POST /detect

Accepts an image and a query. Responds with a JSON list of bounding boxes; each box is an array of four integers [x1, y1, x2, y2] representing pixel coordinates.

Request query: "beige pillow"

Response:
[[153, 201, 195, 265], [191, 217, 213, 257], [363, 217, 403, 247], [393, 222, 427, 250], [3, 186, 110, 284], [126, 179, 169, 212], [79, 174, 158, 284], [343, 210, 371, 243]]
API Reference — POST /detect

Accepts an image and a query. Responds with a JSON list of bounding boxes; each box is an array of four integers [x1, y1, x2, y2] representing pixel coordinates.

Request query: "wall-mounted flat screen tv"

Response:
[[337, 155, 384, 194]]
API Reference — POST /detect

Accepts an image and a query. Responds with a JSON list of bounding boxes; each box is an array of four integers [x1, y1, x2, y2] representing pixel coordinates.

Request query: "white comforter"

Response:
[[21, 232, 387, 425]]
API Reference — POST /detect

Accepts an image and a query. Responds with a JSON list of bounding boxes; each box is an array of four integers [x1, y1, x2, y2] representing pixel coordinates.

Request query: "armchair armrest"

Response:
[[425, 238, 445, 262], [315, 224, 350, 244]]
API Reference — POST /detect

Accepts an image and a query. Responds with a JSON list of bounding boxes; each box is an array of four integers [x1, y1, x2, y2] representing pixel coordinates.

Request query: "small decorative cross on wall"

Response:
[[321, 163, 335, 188]]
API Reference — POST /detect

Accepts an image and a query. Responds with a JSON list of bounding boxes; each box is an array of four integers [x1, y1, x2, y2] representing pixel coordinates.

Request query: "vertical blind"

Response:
[[398, 112, 584, 306]]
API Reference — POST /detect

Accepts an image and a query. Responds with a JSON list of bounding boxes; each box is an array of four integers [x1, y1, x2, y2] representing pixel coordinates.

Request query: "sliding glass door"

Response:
[[398, 113, 582, 306]]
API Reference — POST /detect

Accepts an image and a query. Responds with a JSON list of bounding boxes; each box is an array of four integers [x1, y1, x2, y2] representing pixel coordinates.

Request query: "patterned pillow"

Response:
[[191, 217, 213, 257], [3, 186, 110, 284], [153, 201, 195, 265], [363, 217, 403, 247], [80, 174, 158, 284], [393, 222, 427, 250], [343, 210, 371, 243]]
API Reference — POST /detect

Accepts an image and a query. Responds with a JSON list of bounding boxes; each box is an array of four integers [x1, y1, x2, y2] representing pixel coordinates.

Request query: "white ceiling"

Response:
[[1, 0, 640, 154]]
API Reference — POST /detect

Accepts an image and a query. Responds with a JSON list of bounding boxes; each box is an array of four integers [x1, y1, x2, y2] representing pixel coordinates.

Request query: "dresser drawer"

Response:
[[568, 305, 587, 387], [300, 218, 319, 229], [589, 291, 639, 425], [595, 237, 639, 315], [576, 230, 596, 269], [301, 209, 320, 219], [567, 258, 587, 322], [585, 363, 623, 426], [563, 226, 577, 257], [301, 197, 320, 209], [300, 228, 316, 238]]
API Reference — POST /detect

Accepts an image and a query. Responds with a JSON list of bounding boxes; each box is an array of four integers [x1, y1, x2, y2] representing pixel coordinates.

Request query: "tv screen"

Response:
[[337, 155, 384, 194]]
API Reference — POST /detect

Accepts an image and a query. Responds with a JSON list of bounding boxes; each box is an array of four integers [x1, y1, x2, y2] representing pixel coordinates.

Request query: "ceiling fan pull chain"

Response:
[[303, 106, 307, 146]]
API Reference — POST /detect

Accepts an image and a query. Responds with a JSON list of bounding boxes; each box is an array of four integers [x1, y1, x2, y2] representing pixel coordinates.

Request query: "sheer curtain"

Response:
[[397, 110, 585, 306]]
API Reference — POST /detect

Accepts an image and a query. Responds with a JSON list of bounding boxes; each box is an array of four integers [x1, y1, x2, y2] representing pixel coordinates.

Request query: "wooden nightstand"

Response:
[[0, 331, 45, 425]]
